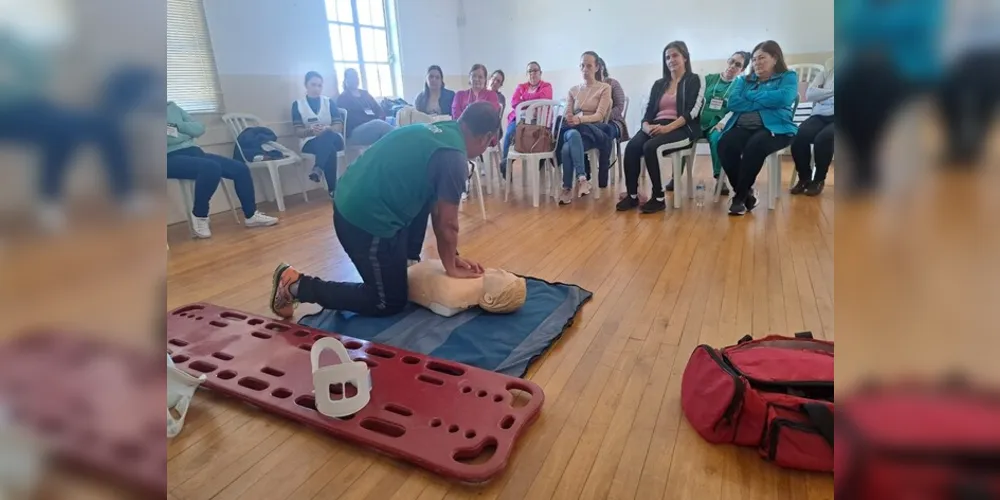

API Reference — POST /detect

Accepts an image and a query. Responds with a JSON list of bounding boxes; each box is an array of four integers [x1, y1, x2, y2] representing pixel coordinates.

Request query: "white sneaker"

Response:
[[558, 188, 573, 205], [36, 203, 66, 234], [244, 211, 279, 228], [191, 216, 212, 239], [577, 177, 591, 197]]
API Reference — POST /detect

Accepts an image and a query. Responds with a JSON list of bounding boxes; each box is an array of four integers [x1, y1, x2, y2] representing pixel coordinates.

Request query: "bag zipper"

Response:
[[766, 418, 823, 461], [723, 345, 834, 389], [699, 345, 744, 424]]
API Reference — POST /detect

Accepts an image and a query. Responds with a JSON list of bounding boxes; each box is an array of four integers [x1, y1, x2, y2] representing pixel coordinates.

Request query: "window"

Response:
[[325, 0, 398, 98], [167, 0, 222, 113]]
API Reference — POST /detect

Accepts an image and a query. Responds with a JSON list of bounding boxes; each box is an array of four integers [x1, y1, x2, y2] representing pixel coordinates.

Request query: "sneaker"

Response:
[[269, 263, 301, 319], [577, 177, 591, 197], [746, 191, 759, 212], [244, 211, 279, 228], [728, 198, 747, 216], [640, 198, 666, 214], [804, 180, 825, 196], [790, 179, 809, 195], [191, 216, 212, 239], [615, 195, 639, 211], [665, 179, 675, 192], [309, 166, 323, 183], [558, 188, 573, 205]]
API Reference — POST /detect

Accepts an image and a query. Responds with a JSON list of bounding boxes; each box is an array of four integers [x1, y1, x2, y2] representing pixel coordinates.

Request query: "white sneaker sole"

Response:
[[244, 219, 279, 228]]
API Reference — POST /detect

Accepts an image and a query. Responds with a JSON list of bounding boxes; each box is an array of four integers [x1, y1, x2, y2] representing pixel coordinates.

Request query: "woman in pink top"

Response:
[[501, 61, 554, 163], [451, 64, 501, 119]]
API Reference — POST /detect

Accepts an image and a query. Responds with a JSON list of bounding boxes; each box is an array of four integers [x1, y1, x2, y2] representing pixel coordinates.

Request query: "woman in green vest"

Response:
[[664, 50, 750, 195], [268, 102, 501, 319]]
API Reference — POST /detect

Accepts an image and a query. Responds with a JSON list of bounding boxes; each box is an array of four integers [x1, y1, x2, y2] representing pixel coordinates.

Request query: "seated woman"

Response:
[[718, 40, 799, 216], [501, 61, 553, 165], [336, 68, 394, 147], [292, 71, 345, 197], [558, 51, 612, 205], [452, 64, 501, 118], [616, 41, 704, 213], [489, 69, 506, 112], [413, 65, 455, 117], [167, 101, 278, 238], [685, 50, 751, 196], [790, 61, 834, 196]]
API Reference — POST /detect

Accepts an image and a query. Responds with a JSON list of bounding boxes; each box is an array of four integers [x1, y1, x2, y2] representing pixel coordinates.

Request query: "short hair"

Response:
[[458, 101, 501, 137], [304, 71, 323, 85]]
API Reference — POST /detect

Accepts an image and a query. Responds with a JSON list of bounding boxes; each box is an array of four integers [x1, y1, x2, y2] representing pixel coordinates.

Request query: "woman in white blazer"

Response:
[[291, 71, 345, 197]]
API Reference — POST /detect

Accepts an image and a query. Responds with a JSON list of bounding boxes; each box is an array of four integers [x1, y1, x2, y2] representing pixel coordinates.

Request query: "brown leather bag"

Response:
[[513, 123, 553, 154]]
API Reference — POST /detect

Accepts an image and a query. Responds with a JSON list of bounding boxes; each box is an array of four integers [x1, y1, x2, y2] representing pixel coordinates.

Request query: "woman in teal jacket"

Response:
[[718, 40, 798, 216]]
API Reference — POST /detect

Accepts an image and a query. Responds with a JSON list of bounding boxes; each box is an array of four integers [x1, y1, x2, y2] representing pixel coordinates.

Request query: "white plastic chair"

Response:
[[482, 101, 506, 195], [789, 64, 826, 86], [638, 139, 698, 209], [172, 178, 240, 235], [505, 100, 563, 207], [222, 113, 311, 212]]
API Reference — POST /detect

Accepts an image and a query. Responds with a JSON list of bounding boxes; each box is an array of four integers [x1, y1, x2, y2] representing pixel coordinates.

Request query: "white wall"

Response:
[[395, 0, 464, 101]]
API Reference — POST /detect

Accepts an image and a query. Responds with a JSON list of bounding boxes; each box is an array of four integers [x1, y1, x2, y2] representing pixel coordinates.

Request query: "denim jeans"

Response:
[[560, 129, 585, 189]]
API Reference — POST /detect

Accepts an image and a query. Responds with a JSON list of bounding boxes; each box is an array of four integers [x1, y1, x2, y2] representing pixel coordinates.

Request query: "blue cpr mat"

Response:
[[299, 277, 592, 377]]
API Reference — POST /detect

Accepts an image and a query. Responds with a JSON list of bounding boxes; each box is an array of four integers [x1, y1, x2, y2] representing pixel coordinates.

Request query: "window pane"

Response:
[[376, 63, 394, 97], [356, 0, 372, 25], [337, 0, 353, 22], [368, 0, 385, 27], [359, 27, 388, 63], [330, 24, 357, 61], [323, 0, 339, 21]]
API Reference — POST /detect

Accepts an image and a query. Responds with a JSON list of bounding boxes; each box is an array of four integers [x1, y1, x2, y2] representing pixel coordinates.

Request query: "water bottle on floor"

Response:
[[695, 180, 705, 207]]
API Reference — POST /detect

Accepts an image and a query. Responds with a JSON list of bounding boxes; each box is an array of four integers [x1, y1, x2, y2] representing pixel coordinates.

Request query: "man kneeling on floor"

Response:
[[269, 102, 499, 318]]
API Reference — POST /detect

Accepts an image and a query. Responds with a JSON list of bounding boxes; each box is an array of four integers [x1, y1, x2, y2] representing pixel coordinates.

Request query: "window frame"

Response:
[[326, 0, 399, 98]]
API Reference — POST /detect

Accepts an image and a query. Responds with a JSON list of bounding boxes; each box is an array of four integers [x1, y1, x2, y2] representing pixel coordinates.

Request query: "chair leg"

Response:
[[530, 160, 540, 208], [267, 165, 286, 212], [299, 162, 310, 203], [484, 155, 493, 195], [505, 158, 513, 202], [672, 153, 683, 209], [178, 181, 196, 234], [686, 152, 695, 200], [472, 167, 487, 219], [221, 180, 242, 223], [768, 155, 778, 210]]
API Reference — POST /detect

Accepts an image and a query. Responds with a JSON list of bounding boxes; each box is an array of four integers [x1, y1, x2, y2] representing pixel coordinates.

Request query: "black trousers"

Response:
[[791, 115, 835, 183], [939, 48, 1000, 164], [719, 127, 793, 200], [296, 206, 430, 316], [623, 124, 692, 198]]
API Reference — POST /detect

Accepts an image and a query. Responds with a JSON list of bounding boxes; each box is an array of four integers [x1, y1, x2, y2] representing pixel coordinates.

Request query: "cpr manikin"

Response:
[[407, 260, 527, 317]]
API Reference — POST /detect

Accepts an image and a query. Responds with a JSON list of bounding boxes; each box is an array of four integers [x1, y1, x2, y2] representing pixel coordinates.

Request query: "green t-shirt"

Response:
[[700, 73, 737, 132], [334, 121, 468, 238]]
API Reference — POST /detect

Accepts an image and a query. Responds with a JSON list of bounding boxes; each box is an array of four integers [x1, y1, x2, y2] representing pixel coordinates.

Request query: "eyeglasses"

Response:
[[727, 59, 744, 69]]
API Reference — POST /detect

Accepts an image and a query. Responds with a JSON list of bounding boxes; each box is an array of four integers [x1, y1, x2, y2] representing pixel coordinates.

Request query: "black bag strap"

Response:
[[801, 402, 834, 448], [737, 334, 753, 344], [794, 331, 814, 339]]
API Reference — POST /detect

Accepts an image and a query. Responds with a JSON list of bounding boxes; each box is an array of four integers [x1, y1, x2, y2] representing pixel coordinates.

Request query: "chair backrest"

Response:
[[622, 95, 630, 121], [789, 64, 826, 85], [513, 99, 563, 153], [221, 113, 263, 162]]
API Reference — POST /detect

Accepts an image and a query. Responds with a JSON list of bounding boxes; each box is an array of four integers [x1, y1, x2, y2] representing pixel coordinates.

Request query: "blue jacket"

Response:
[[722, 71, 798, 137], [836, 0, 943, 83]]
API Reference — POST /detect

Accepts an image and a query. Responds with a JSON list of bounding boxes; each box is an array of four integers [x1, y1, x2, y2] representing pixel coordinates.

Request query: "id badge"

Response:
[[364, 108, 376, 116], [167, 125, 179, 137], [709, 97, 724, 111]]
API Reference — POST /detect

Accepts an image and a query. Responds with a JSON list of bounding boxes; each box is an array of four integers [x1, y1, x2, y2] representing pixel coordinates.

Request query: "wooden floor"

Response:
[[166, 158, 834, 500]]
